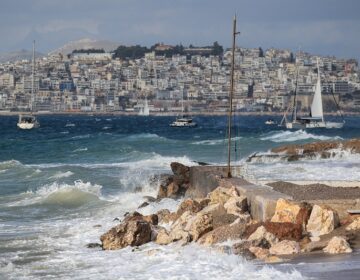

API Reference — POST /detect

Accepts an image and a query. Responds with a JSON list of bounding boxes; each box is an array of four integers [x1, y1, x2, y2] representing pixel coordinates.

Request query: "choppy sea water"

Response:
[[0, 115, 360, 279]]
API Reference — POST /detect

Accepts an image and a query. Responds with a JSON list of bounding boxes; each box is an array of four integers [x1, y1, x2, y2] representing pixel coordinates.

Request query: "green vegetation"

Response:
[[112, 42, 224, 59], [72, 48, 105, 54]]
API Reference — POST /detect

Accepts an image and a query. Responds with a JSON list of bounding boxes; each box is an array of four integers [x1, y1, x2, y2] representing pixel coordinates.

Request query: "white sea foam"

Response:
[[28, 154, 196, 171], [260, 130, 342, 143], [65, 123, 76, 127], [102, 126, 111, 130], [7, 180, 103, 207], [0, 160, 22, 170], [60, 131, 69, 134], [50, 171, 74, 179], [72, 147, 88, 153], [192, 136, 242, 145], [71, 134, 90, 140]]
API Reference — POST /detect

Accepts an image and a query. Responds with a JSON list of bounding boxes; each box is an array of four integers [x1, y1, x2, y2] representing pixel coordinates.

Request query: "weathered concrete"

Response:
[[186, 166, 291, 221], [186, 165, 360, 222]]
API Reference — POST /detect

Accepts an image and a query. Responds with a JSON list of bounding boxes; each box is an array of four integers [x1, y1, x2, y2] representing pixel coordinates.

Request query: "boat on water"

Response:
[[17, 40, 39, 130], [170, 89, 196, 127], [170, 116, 197, 127], [280, 59, 344, 129], [265, 119, 276, 125], [138, 98, 150, 116], [17, 114, 39, 129]]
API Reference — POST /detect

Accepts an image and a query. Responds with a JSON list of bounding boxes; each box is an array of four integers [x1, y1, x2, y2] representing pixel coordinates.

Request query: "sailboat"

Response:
[[138, 97, 150, 116], [170, 90, 196, 127], [281, 59, 344, 129], [17, 40, 39, 129]]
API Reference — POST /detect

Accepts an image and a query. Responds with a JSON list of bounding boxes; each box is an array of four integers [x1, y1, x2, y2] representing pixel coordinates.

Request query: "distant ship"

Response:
[[17, 40, 39, 130], [170, 90, 196, 127], [280, 59, 344, 129]]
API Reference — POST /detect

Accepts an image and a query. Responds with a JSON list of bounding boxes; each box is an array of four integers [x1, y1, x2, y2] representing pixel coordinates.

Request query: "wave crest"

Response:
[[260, 130, 342, 143]]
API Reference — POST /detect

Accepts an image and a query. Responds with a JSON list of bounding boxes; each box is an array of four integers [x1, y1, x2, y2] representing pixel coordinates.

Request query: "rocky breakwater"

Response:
[[247, 138, 360, 162], [98, 162, 360, 263]]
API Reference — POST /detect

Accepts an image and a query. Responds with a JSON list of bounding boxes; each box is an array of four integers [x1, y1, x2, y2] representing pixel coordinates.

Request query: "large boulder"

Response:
[[123, 211, 158, 226], [207, 186, 239, 206], [156, 209, 178, 224], [171, 162, 190, 185], [199, 203, 238, 228], [154, 227, 172, 245], [157, 162, 191, 199], [169, 210, 213, 243], [223, 196, 248, 216], [248, 226, 279, 248], [245, 222, 303, 242], [323, 236, 352, 254], [269, 240, 300, 255], [176, 198, 203, 216], [197, 220, 247, 245], [306, 205, 340, 237], [100, 220, 152, 250], [248, 246, 270, 260], [271, 199, 312, 229], [346, 217, 360, 231]]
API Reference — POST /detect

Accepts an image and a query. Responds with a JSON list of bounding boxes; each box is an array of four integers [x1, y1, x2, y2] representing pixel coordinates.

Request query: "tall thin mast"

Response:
[[227, 15, 239, 178], [31, 40, 35, 113]]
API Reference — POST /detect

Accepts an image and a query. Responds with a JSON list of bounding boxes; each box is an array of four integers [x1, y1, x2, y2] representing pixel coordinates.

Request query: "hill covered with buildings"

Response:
[[0, 41, 359, 114]]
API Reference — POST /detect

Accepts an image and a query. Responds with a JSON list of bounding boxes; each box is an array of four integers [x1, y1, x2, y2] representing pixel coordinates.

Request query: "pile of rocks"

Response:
[[98, 162, 359, 262]]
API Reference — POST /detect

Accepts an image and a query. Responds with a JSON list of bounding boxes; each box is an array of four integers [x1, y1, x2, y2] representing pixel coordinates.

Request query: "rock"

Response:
[[215, 245, 232, 255], [169, 210, 213, 243], [248, 226, 279, 248], [269, 240, 300, 255], [138, 201, 149, 209], [306, 205, 340, 237], [185, 212, 213, 241], [248, 246, 270, 260], [156, 209, 178, 224], [143, 196, 157, 203], [197, 222, 246, 245], [170, 162, 190, 185], [207, 186, 239, 206], [245, 222, 302, 242], [155, 227, 172, 245], [176, 199, 203, 216], [86, 242, 102, 248], [199, 203, 237, 228], [232, 214, 251, 225], [123, 212, 158, 226], [232, 242, 256, 260], [346, 217, 360, 231], [224, 196, 248, 216], [265, 256, 284, 263], [100, 220, 152, 250], [196, 198, 211, 209], [323, 236, 352, 254], [271, 199, 312, 228]]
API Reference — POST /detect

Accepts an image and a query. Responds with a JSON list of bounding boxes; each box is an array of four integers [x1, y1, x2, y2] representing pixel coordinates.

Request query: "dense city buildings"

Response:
[[0, 44, 359, 114]]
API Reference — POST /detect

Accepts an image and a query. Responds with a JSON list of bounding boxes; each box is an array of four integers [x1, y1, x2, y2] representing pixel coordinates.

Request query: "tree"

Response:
[[212, 41, 223, 56], [259, 47, 264, 57]]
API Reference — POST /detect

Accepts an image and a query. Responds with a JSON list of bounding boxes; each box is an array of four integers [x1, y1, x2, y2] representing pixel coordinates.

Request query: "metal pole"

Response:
[[227, 16, 239, 178]]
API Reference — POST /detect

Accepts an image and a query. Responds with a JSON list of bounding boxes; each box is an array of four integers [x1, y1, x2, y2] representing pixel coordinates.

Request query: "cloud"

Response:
[[35, 19, 100, 35]]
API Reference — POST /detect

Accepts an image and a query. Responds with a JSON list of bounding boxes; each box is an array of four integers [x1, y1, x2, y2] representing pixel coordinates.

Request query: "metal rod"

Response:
[[227, 15, 239, 178]]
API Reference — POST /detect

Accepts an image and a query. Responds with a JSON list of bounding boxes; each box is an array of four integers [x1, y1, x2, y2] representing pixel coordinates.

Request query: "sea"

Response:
[[1, 114, 360, 280]]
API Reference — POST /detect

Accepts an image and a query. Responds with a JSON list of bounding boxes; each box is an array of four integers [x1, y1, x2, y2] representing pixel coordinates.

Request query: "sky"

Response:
[[1, 0, 360, 60]]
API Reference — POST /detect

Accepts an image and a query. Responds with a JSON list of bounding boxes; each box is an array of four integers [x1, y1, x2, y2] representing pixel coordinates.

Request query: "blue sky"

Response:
[[1, 0, 359, 60]]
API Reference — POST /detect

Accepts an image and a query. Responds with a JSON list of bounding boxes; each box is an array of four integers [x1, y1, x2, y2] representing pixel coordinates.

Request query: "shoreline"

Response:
[[0, 110, 358, 117]]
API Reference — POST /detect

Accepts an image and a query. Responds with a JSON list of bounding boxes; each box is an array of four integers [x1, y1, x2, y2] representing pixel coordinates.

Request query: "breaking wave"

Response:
[[8, 180, 103, 207], [65, 123, 76, 127], [72, 147, 88, 153], [260, 130, 342, 143], [192, 136, 242, 145], [49, 171, 74, 179]]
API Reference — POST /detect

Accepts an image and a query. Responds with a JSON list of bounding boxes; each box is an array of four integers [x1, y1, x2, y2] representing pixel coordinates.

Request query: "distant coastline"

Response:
[[0, 111, 358, 117]]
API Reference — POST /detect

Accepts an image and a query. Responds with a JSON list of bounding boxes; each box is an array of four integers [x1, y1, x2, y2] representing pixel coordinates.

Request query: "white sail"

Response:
[[310, 64, 324, 120]]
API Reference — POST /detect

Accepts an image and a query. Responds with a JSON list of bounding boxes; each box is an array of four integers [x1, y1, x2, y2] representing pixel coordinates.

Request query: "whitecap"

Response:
[[50, 171, 74, 179], [72, 147, 88, 153], [65, 123, 76, 127], [192, 136, 242, 145], [260, 130, 342, 143], [71, 134, 90, 140]]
